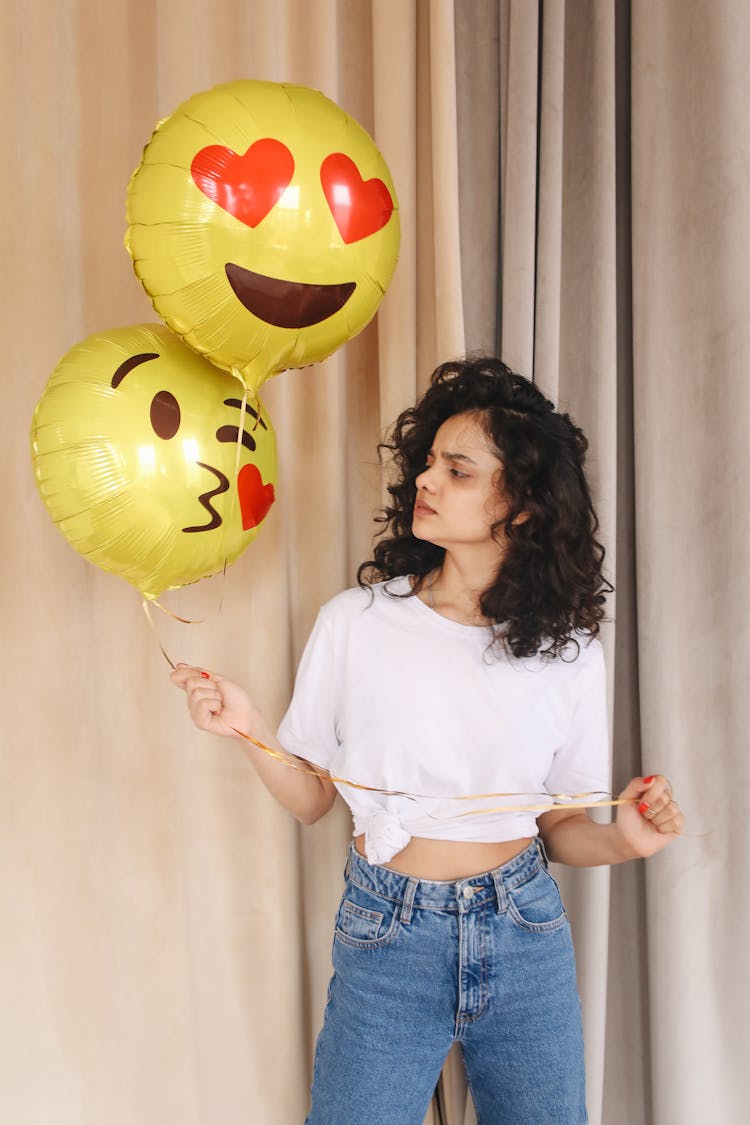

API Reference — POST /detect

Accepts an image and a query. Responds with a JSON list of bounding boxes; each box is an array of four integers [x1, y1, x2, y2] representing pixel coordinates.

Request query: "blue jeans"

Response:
[[307, 840, 587, 1124]]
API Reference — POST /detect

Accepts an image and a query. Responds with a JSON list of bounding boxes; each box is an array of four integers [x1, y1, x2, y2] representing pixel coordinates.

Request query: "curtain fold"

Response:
[[630, 4, 750, 1122], [458, 5, 620, 1120], [2, 2, 467, 1123], [3, 1, 746, 1122], [455, 1, 748, 1123]]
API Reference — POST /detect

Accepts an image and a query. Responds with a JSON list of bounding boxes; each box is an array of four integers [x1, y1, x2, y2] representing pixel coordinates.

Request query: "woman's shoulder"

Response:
[[562, 631, 604, 662], [522, 631, 604, 675], [319, 576, 412, 621], [544, 632, 606, 689]]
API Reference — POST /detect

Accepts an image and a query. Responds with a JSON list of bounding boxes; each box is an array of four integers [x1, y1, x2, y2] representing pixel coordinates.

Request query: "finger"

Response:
[[189, 695, 223, 729], [184, 674, 216, 694], [636, 796, 672, 822], [618, 776, 650, 801], [638, 798, 684, 837], [171, 664, 199, 688], [195, 695, 222, 715], [171, 665, 215, 688], [663, 810, 686, 835], [650, 800, 684, 830], [655, 810, 685, 836], [638, 795, 668, 820], [642, 774, 674, 802], [186, 684, 222, 709], [648, 774, 674, 799]]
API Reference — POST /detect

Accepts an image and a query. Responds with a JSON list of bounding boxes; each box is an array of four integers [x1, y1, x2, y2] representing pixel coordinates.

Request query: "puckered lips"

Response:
[[225, 262, 356, 328]]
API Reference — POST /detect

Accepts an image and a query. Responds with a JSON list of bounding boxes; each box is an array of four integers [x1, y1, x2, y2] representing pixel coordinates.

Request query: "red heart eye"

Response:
[[191, 138, 294, 227], [321, 153, 394, 244]]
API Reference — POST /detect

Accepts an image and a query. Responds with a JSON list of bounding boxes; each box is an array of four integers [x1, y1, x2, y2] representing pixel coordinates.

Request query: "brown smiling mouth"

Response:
[[225, 263, 356, 328]]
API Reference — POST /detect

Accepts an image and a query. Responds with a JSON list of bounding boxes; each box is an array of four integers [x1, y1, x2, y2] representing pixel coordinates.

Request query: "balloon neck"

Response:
[[231, 360, 273, 395]]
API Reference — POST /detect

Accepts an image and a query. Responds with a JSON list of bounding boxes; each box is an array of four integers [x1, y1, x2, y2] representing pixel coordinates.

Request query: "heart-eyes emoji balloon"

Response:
[[125, 80, 400, 391]]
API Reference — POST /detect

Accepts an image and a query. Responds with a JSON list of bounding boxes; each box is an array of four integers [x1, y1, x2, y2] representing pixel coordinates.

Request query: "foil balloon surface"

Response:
[[125, 80, 400, 390], [31, 324, 277, 598]]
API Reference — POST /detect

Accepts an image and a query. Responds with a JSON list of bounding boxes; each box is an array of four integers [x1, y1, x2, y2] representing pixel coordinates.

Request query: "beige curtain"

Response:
[[3, 1, 747, 1123], [456, 2, 748, 1124], [3, 1, 466, 1123], [456, 4, 619, 1120]]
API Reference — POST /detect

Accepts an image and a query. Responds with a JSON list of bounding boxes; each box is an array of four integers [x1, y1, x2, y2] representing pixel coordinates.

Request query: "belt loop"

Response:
[[536, 836, 550, 868], [492, 870, 507, 914], [344, 848, 352, 880], [400, 877, 419, 924]]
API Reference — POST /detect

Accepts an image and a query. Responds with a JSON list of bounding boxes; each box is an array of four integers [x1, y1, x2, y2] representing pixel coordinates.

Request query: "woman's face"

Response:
[[412, 412, 508, 554]]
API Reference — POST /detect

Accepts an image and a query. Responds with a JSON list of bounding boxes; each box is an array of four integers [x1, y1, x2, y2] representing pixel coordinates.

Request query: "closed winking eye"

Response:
[[216, 397, 268, 453]]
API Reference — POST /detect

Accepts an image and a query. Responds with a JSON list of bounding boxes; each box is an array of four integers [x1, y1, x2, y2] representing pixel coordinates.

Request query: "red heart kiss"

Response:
[[191, 138, 294, 227], [321, 153, 394, 244], [238, 463, 275, 530]]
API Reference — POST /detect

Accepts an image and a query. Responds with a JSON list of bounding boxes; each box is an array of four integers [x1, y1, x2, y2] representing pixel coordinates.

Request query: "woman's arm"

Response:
[[538, 774, 684, 867], [171, 664, 337, 826]]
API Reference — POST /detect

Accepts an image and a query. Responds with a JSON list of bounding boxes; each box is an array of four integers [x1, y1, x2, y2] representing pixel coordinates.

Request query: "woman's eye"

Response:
[[450, 468, 468, 479]]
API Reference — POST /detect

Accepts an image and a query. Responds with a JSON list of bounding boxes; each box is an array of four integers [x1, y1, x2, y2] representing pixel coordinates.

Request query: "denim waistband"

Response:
[[344, 838, 546, 916]]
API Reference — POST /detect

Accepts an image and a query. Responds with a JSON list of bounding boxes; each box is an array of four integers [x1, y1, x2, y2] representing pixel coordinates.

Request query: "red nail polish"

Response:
[[643, 775, 655, 785], [200, 671, 210, 679], [638, 801, 650, 815]]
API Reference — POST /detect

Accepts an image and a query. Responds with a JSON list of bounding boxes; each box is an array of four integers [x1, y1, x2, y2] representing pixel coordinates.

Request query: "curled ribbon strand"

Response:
[[142, 600, 206, 670], [145, 624, 630, 816], [230, 727, 632, 814]]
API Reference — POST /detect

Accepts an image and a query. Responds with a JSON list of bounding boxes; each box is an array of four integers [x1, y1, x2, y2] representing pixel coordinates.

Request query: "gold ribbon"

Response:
[[143, 607, 631, 816], [142, 599, 207, 670], [230, 726, 633, 814]]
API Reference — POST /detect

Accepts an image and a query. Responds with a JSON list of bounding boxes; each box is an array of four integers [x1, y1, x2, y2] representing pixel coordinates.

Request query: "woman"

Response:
[[172, 358, 684, 1124]]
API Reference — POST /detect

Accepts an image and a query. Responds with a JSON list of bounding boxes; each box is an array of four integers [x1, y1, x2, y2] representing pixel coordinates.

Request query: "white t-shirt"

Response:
[[277, 577, 610, 864]]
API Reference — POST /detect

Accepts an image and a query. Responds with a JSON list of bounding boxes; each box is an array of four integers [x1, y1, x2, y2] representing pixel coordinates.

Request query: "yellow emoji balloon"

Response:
[[31, 324, 277, 599], [125, 80, 400, 390]]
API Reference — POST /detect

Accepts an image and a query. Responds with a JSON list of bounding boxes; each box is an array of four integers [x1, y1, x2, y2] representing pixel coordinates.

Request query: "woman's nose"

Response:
[[416, 465, 436, 491]]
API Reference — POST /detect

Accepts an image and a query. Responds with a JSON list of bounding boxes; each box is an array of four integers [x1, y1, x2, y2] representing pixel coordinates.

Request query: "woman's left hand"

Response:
[[615, 774, 685, 859]]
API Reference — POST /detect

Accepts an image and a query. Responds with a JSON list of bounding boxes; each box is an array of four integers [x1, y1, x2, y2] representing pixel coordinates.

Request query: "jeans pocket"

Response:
[[334, 879, 401, 950], [506, 868, 568, 934]]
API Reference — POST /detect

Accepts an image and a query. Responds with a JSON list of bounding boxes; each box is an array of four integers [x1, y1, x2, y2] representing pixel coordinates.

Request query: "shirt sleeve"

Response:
[[544, 638, 611, 799], [276, 608, 340, 771]]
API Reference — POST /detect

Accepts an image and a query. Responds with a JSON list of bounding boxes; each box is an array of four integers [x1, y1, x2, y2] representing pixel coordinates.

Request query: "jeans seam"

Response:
[[333, 915, 402, 950], [506, 904, 568, 934], [463, 1060, 483, 1124], [480, 907, 488, 1016], [346, 871, 467, 915], [504, 854, 543, 893]]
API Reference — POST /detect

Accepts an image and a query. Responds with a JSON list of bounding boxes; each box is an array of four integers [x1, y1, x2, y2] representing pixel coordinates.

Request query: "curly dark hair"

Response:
[[357, 356, 612, 658]]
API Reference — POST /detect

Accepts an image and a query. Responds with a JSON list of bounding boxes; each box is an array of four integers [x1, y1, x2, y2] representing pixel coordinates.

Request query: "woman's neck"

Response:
[[423, 552, 502, 626]]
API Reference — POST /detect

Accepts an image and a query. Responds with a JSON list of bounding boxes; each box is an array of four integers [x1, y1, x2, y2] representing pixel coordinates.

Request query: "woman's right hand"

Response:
[[170, 665, 336, 826], [170, 664, 263, 742]]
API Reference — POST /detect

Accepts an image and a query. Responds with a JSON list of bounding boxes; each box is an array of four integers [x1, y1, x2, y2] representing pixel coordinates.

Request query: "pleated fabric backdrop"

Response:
[[2, 2, 747, 1123], [455, 3, 748, 1124]]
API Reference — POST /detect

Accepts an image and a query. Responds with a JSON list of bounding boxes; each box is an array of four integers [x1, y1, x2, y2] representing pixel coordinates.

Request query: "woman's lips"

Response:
[[414, 500, 436, 516]]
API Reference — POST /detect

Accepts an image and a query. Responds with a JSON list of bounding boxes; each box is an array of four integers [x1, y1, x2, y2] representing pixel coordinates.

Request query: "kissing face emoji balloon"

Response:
[[125, 80, 400, 390], [31, 324, 277, 599]]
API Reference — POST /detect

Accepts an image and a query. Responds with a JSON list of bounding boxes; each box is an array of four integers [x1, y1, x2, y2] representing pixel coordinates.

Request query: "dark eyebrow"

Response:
[[111, 352, 159, 388], [427, 448, 479, 466]]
